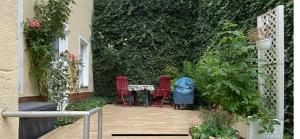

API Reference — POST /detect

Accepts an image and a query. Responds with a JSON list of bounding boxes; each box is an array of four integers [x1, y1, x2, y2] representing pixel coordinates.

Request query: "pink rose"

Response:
[[29, 19, 42, 29]]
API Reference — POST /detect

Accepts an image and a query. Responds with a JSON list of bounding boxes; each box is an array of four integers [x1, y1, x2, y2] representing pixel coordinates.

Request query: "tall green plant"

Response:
[[195, 1, 293, 135], [24, 0, 74, 96], [194, 22, 278, 132], [195, 22, 261, 115]]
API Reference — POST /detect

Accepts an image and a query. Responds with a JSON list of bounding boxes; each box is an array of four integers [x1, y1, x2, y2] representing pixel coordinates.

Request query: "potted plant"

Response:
[[248, 28, 272, 51]]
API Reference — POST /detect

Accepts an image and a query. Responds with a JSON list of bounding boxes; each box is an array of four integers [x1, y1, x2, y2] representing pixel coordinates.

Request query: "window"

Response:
[[79, 36, 89, 87], [54, 24, 68, 54]]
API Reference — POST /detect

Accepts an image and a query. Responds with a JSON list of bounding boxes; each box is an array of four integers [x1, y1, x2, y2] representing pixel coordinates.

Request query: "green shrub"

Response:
[[163, 61, 194, 91], [195, 1, 293, 135], [190, 111, 237, 139], [193, 22, 278, 132], [182, 61, 194, 78], [194, 22, 261, 116], [55, 97, 108, 127]]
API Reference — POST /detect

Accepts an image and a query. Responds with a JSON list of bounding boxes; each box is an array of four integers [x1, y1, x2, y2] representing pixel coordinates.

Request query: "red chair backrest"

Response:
[[159, 75, 171, 97], [116, 76, 129, 95]]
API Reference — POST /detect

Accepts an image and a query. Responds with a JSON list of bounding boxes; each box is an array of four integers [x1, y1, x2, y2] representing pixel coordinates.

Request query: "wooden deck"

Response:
[[40, 104, 203, 139]]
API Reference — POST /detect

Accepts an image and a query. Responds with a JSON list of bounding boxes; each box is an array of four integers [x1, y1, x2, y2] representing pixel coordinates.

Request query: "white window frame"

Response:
[[79, 35, 89, 88], [57, 24, 69, 53]]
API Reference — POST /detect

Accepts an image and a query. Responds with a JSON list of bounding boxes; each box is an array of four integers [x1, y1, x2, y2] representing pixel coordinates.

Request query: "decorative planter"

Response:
[[19, 102, 58, 139], [234, 116, 283, 139], [256, 38, 272, 51]]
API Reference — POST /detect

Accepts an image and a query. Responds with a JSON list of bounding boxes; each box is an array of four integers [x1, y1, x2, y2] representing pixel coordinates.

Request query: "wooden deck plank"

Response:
[[40, 104, 202, 139]]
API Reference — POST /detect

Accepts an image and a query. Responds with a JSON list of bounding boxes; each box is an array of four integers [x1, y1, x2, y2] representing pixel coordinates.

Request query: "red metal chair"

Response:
[[115, 76, 132, 106], [151, 75, 172, 108]]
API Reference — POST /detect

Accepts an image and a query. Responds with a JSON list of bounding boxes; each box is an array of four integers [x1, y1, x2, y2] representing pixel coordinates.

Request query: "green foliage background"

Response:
[[92, 0, 293, 135], [92, 0, 201, 97]]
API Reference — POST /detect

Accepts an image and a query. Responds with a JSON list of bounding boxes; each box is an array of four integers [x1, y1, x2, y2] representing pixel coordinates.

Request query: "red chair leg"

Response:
[[160, 95, 166, 108], [121, 95, 128, 106]]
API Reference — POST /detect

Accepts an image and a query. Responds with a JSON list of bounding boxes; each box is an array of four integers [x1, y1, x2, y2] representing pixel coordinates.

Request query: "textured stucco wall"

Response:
[[68, 0, 94, 93], [21, 0, 39, 97], [0, 0, 19, 138], [21, 0, 94, 97]]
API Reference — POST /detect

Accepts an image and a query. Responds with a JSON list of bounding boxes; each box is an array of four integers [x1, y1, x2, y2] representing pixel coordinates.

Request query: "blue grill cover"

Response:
[[173, 77, 195, 104]]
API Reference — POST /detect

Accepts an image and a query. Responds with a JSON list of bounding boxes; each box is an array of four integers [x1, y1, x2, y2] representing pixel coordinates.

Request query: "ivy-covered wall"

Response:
[[92, 0, 293, 136], [92, 0, 201, 97]]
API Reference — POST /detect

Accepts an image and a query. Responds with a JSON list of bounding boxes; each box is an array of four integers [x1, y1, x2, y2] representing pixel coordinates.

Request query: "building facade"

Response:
[[19, 0, 94, 102], [0, 0, 94, 138]]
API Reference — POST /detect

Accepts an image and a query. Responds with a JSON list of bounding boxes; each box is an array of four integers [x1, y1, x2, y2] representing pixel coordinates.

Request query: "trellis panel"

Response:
[[255, 5, 284, 139]]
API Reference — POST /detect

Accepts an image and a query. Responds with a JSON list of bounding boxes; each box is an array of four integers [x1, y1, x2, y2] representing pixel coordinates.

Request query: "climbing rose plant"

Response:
[[24, 0, 74, 97]]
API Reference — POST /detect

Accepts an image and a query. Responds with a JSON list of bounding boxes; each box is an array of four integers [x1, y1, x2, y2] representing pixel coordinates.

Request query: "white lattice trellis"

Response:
[[252, 5, 284, 139]]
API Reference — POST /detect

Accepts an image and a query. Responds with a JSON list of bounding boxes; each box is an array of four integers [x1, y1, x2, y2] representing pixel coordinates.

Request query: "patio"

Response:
[[40, 104, 202, 139]]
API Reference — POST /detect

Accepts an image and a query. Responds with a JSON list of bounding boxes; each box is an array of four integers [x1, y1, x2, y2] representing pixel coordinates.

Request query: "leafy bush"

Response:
[[193, 22, 278, 132], [182, 61, 195, 78], [190, 111, 237, 139], [194, 22, 261, 116], [55, 97, 108, 127], [163, 61, 194, 91], [195, 1, 293, 135], [163, 66, 180, 81]]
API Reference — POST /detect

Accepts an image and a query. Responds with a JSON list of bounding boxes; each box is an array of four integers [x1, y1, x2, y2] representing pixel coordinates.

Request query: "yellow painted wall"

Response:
[[0, 0, 19, 138], [21, 0, 94, 97], [22, 0, 39, 97], [68, 0, 94, 93]]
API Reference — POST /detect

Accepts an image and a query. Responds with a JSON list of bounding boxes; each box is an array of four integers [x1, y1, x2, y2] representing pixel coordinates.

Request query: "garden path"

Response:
[[40, 104, 202, 139]]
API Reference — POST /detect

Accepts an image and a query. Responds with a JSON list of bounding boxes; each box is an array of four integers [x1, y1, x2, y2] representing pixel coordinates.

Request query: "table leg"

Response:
[[129, 96, 132, 106], [132, 91, 137, 106], [145, 91, 150, 107]]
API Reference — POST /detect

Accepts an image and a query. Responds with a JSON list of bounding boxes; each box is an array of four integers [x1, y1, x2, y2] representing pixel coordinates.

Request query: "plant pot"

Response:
[[256, 39, 272, 51], [234, 116, 283, 139]]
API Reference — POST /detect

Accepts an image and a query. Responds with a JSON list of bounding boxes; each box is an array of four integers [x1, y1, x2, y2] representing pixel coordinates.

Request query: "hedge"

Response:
[[92, 0, 201, 97]]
